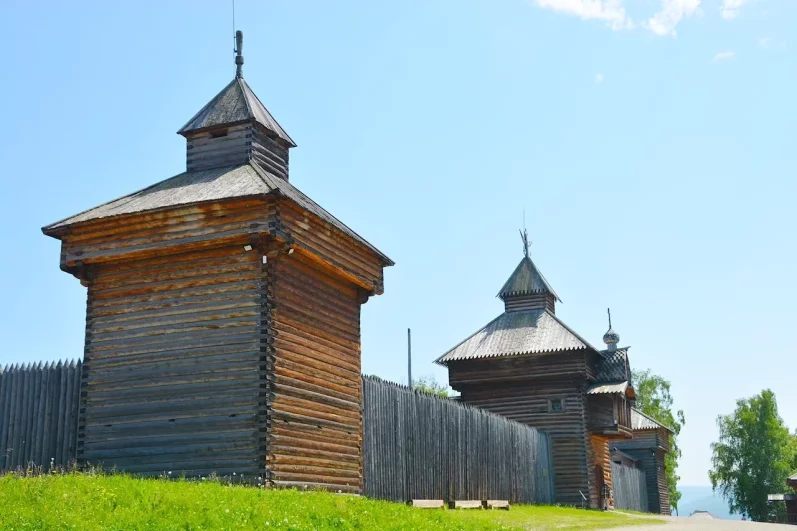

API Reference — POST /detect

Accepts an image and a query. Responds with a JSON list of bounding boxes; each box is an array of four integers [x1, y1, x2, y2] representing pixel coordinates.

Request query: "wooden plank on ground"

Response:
[[449, 500, 482, 509], [410, 500, 444, 509], [484, 500, 510, 510]]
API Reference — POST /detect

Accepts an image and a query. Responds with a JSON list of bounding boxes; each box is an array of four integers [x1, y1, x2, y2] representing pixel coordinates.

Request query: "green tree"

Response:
[[412, 375, 450, 398], [709, 389, 793, 521], [632, 369, 685, 511]]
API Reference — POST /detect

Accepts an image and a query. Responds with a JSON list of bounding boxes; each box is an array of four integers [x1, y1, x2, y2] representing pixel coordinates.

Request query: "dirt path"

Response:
[[612, 516, 794, 531]]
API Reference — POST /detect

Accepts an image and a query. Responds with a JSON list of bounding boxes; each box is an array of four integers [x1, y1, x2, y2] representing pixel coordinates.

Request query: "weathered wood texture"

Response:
[[80, 246, 264, 477], [589, 435, 613, 509], [613, 429, 671, 515], [502, 293, 555, 313], [612, 462, 649, 512], [277, 201, 385, 295], [449, 353, 591, 506], [58, 199, 272, 268], [0, 361, 81, 471], [185, 124, 289, 180], [268, 253, 363, 492], [362, 377, 555, 504]]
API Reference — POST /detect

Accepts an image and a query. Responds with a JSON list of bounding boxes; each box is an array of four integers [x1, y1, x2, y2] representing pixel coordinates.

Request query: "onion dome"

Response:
[[603, 328, 620, 346]]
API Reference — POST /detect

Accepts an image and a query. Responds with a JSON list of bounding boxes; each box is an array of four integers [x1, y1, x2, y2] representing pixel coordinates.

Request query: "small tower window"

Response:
[[210, 128, 229, 138], [549, 398, 565, 412]]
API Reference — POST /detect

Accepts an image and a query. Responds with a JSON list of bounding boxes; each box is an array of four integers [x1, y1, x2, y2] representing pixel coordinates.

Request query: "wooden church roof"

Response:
[[435, 308, 594, 364], [178, 77, 296, 146]]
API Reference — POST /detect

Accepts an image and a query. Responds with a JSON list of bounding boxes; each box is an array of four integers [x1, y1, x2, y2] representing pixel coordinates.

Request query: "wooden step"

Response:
[[410, 500, 445, 509], [484, 500, 510, 510], [449, 500, 483, 509]]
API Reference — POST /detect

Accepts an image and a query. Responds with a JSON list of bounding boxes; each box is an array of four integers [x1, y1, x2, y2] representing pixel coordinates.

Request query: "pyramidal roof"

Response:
[[435, 307, 593, 364], [178, 77, 296, 146], [497, 256, 560, 302]]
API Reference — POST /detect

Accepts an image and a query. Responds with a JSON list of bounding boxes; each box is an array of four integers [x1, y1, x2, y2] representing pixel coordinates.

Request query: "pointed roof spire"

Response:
[[177, 30, 295, 147], [497, 239, 560, 302]]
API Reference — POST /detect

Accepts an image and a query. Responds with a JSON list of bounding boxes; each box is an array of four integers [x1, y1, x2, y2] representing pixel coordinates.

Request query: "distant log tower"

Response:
[[42, 31, 392, 492]]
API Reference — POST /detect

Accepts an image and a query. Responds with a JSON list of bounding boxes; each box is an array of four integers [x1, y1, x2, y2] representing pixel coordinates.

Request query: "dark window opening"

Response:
[[549, 398, 564, 412], [211, 129, 229, 138]]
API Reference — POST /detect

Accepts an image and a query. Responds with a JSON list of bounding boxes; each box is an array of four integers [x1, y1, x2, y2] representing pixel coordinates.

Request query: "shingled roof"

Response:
[[435, 308, 595, 364], [631, 408, 673, 433], [497, 256, 561, 301], [596, 347, 631, 383], [42, 162, 393, 265], [178, 77, 295, 146]]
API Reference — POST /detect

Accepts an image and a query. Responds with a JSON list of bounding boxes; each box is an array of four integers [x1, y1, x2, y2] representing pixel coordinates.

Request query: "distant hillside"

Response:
[[676, 486, 741, 520]]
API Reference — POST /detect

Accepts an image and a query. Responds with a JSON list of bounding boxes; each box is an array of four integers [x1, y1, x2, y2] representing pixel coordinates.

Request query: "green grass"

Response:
[[0, 473, 663, 531]]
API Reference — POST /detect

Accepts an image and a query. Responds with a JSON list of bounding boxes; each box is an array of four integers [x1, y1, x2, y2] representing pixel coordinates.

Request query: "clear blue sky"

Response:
[[1, 0, 795, 487]]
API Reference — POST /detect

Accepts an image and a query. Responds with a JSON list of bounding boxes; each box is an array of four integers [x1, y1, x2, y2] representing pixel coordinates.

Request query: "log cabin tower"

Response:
[[437, 237, 635, 508], [42, 32, 392, 492]]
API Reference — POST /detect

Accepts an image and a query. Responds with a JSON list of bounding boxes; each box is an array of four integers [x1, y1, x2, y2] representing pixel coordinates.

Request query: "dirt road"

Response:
[[613, 516, 794, 531]]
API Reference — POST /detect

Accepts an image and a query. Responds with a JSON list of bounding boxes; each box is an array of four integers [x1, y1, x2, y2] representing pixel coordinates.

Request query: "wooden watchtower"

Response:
[[42, 32, 392, 492], [436, 235, 635, 508]]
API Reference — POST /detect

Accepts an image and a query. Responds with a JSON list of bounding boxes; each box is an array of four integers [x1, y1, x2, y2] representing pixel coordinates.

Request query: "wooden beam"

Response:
[[484, 500, 510, 510], [410, 500, 445, 509], [449, 500, 482, 510]]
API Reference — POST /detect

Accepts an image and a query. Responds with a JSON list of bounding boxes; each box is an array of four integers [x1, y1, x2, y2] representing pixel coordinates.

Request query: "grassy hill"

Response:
[[0, 473, 662, 530]]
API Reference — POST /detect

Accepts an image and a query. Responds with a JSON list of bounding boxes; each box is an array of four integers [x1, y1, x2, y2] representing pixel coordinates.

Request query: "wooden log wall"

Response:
[[186, 124, 253, 172], [588, 395, 616, 430], [362, 377, 555, 504], [80, 245, 264, 477], [268, 253, 363, 492], [251, 127, 289, 181], [451, 354, 591, 506], [57, 199, 271, 268], [0, 361, 81, 471], [611, 462, 649, 512], [589, 435, 613, 509], [278, 201, 386, 294]]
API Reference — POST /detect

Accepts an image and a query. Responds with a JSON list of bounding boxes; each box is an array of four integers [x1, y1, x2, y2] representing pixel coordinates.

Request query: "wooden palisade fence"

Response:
[[0, 361, 81, 471], [1, 362, 556, 507], [362, 376, 556, 504], [611, 462, 649, 512]]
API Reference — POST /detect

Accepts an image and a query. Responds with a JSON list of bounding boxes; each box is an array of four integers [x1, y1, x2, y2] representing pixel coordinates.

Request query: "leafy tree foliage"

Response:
[[412, 375, 451, 398], [631, 369, 685, 511], [709, 389, 794, 521]]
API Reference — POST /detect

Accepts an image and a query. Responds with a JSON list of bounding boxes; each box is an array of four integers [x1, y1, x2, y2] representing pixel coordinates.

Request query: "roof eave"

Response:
[[42, 191, 276, 239], [437, 345, 591, 366], [177, 118, 253, 138]]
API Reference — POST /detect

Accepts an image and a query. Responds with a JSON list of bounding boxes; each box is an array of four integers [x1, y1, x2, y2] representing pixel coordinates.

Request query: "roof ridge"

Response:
[[237, 77, 255, 119], [239, 78, 296, 147], [544, 309, 600, 352], [251, 162, 392, 264]]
